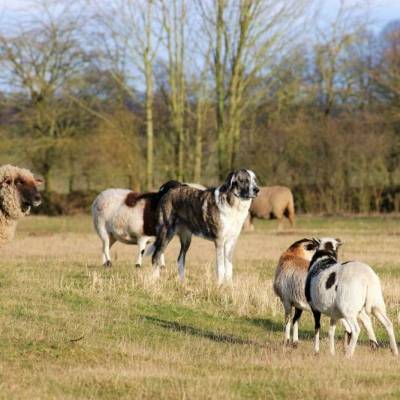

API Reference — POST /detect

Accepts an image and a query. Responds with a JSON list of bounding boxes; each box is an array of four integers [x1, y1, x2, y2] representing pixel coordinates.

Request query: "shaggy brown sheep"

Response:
[[0, 164, 43, 245]]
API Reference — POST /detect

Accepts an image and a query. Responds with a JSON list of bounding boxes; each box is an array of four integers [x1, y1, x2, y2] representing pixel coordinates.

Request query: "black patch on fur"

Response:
[[309, 250, 337, 270], [341, 261, 352, 265], [293, 308, 303, 324], [125, 181, 184, 235], [305, 250, 338, 302], [312, 309, 321, 331], [335, 285, 338, 291], [325, 272, 336, 289], [141, 249, 145, 255]]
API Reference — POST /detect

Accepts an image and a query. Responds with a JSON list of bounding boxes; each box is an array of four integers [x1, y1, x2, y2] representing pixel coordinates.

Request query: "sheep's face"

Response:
[[0, 168, 43, 218], [288, 238, 320, 261], [316, 237, 343, 258]]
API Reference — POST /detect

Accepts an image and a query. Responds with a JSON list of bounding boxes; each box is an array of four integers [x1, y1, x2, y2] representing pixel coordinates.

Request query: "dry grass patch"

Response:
[[0, 215, 399, 399]]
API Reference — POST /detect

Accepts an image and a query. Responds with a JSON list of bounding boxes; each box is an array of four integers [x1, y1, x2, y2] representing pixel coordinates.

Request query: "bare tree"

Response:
[[197, 0, 316, 178], [0, 2, 85, 193], [92, 0, 161, 189]]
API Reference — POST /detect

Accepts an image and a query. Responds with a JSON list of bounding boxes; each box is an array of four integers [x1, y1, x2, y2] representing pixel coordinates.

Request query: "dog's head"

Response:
[[0, 165, 43, 218], [223, 169, 259, 200]]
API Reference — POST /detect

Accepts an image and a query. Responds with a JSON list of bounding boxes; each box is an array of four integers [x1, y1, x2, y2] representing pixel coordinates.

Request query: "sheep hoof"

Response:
[[160, 265, 166, 270], [370, 340, 379, 351], [292, 341, 299, 349], [135, 263, 141, 268], [104, 261, 112, 268]]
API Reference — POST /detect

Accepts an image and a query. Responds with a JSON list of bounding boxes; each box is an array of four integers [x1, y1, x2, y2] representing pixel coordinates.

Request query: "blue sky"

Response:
[[0, 0, 399, 31], [321, 0, 400, 29]]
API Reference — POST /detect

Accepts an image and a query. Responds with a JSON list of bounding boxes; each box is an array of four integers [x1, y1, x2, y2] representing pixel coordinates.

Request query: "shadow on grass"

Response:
[[247, 317, 314, 339], [142, 315, 261, 346]]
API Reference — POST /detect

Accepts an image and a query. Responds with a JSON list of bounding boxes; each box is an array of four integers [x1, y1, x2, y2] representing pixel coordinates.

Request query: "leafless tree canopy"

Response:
[[1, 0, 400, 213]]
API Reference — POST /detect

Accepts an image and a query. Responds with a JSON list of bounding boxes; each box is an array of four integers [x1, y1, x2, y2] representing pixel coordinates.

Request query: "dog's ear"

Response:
[[34, 177, 44, 186], [226, 170, 237, 190]]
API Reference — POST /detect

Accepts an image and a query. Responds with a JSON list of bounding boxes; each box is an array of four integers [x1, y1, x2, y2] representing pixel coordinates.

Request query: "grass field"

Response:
[[1, 215, 400, 399]]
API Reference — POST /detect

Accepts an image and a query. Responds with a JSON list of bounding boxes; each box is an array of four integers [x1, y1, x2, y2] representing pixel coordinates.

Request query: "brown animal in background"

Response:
[[245, 186, 295, 230]]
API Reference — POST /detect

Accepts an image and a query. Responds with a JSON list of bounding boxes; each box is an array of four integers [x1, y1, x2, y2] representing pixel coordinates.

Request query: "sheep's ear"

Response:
[[35, 178, 44, 185], [311, 238, 320, 247], [336, 238, 343, 247]]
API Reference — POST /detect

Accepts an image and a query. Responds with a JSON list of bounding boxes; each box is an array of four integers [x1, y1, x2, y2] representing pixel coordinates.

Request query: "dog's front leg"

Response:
[[224, 239, 236, 284], [215, 240, 225, 285]]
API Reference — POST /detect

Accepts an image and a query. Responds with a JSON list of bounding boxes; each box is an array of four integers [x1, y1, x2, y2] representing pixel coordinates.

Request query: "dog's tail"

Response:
[[144, 243, 156, 257]]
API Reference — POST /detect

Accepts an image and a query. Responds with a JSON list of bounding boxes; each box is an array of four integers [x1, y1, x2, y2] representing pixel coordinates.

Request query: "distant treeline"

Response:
[[0, 1, 400, 213]]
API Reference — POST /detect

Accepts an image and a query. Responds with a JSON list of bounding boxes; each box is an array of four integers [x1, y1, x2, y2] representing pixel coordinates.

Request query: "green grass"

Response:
[[1, 215, 400, 399]]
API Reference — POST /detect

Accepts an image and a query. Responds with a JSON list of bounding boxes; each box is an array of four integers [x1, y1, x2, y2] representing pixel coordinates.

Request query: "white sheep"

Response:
[[0, 164, 43, 245], [306, 241, 398, 357], [92, 181, 182, 268], [274, 237, 379, 348]]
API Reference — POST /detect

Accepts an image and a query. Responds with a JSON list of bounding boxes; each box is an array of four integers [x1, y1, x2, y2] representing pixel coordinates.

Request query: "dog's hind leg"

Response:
[[152, 224, 175, 278], [177, 227, 192, 281]]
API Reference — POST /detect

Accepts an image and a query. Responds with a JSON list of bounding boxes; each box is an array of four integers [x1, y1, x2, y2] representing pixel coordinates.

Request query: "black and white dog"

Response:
[[151, 169, 259, 284]]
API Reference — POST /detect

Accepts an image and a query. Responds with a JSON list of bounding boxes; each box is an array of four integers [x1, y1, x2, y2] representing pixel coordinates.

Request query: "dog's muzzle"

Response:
[[248, 186, 259, 198]]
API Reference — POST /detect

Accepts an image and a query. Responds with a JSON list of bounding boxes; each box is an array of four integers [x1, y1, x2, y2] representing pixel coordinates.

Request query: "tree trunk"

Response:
[[144, 1, 154, 191]]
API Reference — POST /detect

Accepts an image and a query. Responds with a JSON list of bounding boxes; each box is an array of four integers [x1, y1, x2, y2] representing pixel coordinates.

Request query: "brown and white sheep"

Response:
[[245, 185, 295, 230], [92, 180, 182, 268], [274, 237, 379, 349], [0, 164, 43, 245]]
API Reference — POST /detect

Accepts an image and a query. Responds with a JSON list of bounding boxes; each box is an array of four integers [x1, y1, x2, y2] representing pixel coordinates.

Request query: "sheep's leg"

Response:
[[341, 319, 352, 352], [102, 234, 115, 268], [135, 237, 148, 268], [283, 303, 293, 347], [358, 309, 379, 350], [312, 309, 321, 354], [372, 307, 398, 356], [345, 317, 360, 358], [160, 253, 166, 269], [248, 215, 255, 232], [329, 318, 337, 356], [292, 308, 303, 347], [177, 228, 192, 281]]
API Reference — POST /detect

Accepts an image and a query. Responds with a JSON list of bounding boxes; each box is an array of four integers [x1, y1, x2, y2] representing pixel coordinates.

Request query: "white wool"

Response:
[[92, 188, 164, 268], [307, 252, 398, 357]]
